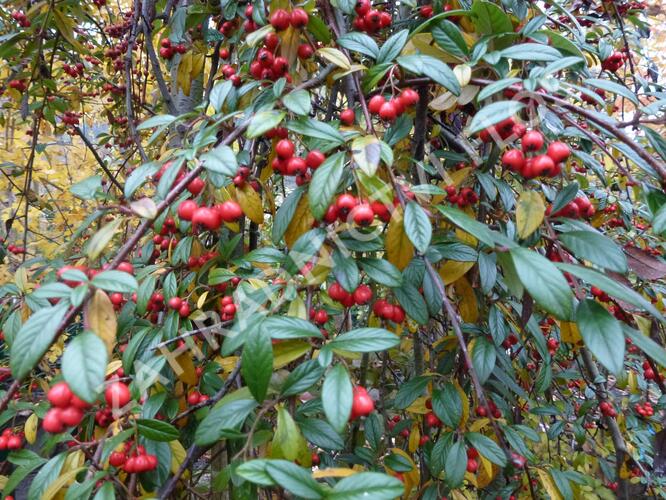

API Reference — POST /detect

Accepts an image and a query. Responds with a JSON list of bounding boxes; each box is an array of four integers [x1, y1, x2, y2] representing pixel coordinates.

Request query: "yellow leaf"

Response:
[[454, 276, 478, 323], [408, 424, 420, 453], [312, 468, 358, 478], [449, 167, 473, 186], [177, 52, 193, 96], [438, 260, 474, 285], [536, 468, 564, 500], [410, 34, 460, 63], [316, 48, 351, 70], [406, 397, 430, 415], [42, 467, 87, 500], [280, 26, 301, 66], [273, 340, 309, 368], [197, 290, 209, 310], [284, 194, 315, 248], [476, 455, 496, 488], [85, 218, 123, 260], [191, 51, 205, 80], [385, 448, 419, 497], [454, 64, 472, 86], [386, 206, 414, 270], [24, 413, 38, 444], [170, 440, 188, 474], [516, 190, 545, 239], [560, 321, 582, 344], [351, 135, 381, 176], [175, 353, 198, 386], [287, 294, 307, 319], [0, 476, 6, 489], [237, 184, 264, 225], [106, 360, 123, 376], [53, 10, 88, 54], [453, 380, 470, 429], [84, 289, 117, 356]]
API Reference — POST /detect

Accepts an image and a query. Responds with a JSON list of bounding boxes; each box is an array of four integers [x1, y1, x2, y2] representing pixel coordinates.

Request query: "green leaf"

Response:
[[200, 144, 238, 176], [359, 258, 403, 288], [328, 328, 399, 353], [393, 283, 429, 325], [281, 360, 325, 397], [282, 90, 312, 115], [477, 78, 522, 101], [471, 337, 496, 384], [465, 432, 507, 466], [467, 101, 526, 135], [241, 323, 273, 402], [555, 263, 664, 322], [445, 440, 467, 487], [585, 78, 639, 105], [653, 204, 666, 235], [322, 364, 353, 433], [377, 29, 409, 64], [28, 453, 68, 500], [550, 182, 579, 215], [500, 43, 562, 61], [263, 316, 323, 340], [509, 247, 573, 320], [272, 186, 305, 244], [299, 418, 345, 450], [404, 202, 432, 254], [10, 303, 69, 380], [70, 175, 102, 200], [265, 461, 326, 499], [576, 299, 624, 374], [329, 472, 404, 500], [397, 54, 461, 95], [337, 32, 379, 59], [247, 110, 286, 138], [332, 249, 361, 293], [62, 332, 108, 403], [436, 205, 501, 247], [558, 231, 627, 273], [394, 375, 431, 409], [433, 383, 462, 428], [432, 20, 469, 59], [209, 79, 234, 112], [236, 459, 276, 486], [287, 118, 345, 144], [137, 114, 177, 130], [470, 0, 513, 36], [195, 397, 257, 446], [85, 218, 123, 260], [136, 419, 180, 442], [91, 270, 138, 293], [273, 406, 308, 461], [309, 152, 346, 219]]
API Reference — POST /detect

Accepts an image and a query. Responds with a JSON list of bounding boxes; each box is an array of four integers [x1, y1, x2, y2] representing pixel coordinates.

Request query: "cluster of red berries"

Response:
[[219, 295, 237, 321], [634, 401, 654, 418], [309, 307, 329, 325], [159, 38, 187, 60], [56, 261, 134, 288], [177, 200, 244, 230], [43, 382, 91, 433], [372, 299, 406, 323], [367, 88, 419, 122], [187, 390, 210, 405], [63, 63, 85, 78], [61, 111, 82, 126], [642, 360, 657, 381], [352, 0, 392, 33], [467, 447, 480, 473], [103, 11, 133, 38], [444, 185, 479, 208], [479, 117, 524, 143], [599, 400, 617, 418], [349, 386, 374, 420], [6, 244, 26, 254], [546, 196, 595, 218], [109, 443, 158, 473], [501, 130, 571, 179], [269, 8, 309, 31], [10, 10, 30, 28], [232, 166, 260, 191], [474, 400, 502, 419], [329, 282, 373, 307], [0, 428, 24, 450], [8, 79, 27, 92], [246, 41, 289, 85], [601, 51, 627, 72], [424, 411, 442, 428], [501, 334, 519, 350], [590, 286, 611, 303], [324, 194, 392, 225], [166, 296, 192, 318], [546, 337, 559, 355], [272, 139, 325, 185]]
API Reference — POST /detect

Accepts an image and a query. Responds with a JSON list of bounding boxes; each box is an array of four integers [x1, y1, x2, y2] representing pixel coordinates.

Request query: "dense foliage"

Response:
[[0, 0, 665, 498]]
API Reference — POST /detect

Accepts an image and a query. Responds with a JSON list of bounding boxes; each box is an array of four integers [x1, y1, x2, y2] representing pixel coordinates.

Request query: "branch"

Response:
[[73, 126, 124, 191], [141, 17, 177, 116]]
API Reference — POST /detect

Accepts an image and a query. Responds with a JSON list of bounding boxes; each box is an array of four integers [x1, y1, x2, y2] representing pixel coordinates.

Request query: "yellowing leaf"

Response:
[[454, 64, 472, 86], [284, 194, 315, 248], [408, 424, 421, 453], [273, 340, 310, 368], [175, 352, 198, 386], [106, 359, 123, 376], [317, 48, 351, 70], [438, 260, 474, 285], [313, 468, 358, 478], [516, 190, 545, 239], [453, 380, 470, 428], [351, 135, 381, 176], [560, 321, 582, 344], [476, 455, 496, 488], [386, 206, 414, 270], [237, 184, 264, 225], [170, 440, 188, 474], [84, 289, 117, 356], [386, 448, 419, 497], [536, 469, 564, 500], [177, 52, 193, 96], [454, 276, 478, 323], [42, 467, 86, 500], [85, 218, 123, 260], [24, 413, 38, 444], [53, 10, 88, 54]]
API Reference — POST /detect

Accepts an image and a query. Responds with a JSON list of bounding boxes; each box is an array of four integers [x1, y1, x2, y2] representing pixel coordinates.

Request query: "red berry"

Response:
[[290, 8, 309, 28], [466, 458, 478, 473], [546, 141, 571, 163], [352, 284, 373, 305], [275, 139, 295, 159], [531, 154, 556, 177], [340, 108, 355, 125], [351, 203, 374, 226], [379, 101, 397, 121], [48, 382, 73, 408], [314, 309, 329, 325], [42, 409, 65, 433], [297, 43, 314, 59], [336, 194, 358, 216], [521, 130, 544, 152], [109, 451, 127, 467], [216, 200, 244, 222], [59, 406, 84, 426], [368, 95, 385, 114], [305, 150, 325, 169], [501, 149, 525, 173], [167, 297, 183, 310], [192, 207, 222, 231], [187, 177, 205, 195], [400, 88, 419, 106], [270, 9, 290, 30], [105, 382, 131, 408], [350, 386, 374, 419]]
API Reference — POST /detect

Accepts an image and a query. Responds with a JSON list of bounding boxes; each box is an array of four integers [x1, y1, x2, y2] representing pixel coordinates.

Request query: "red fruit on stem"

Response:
[[48, 382, 73, 408], [340, 108, 355, 125], [105, 382, 131, 408], [350, 386, 375, 419], [521, 130, 544, 152], [546, 141, 571, 163]]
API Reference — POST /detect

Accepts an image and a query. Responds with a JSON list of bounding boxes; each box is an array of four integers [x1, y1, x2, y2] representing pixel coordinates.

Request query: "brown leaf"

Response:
[[625, 246, 666, 280]]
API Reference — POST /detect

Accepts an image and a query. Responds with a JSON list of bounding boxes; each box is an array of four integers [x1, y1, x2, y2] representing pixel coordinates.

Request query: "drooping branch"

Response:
[[73, 126, 125, 192]]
